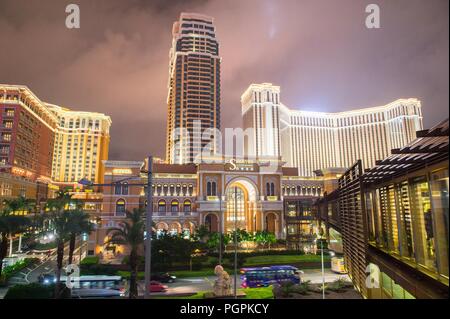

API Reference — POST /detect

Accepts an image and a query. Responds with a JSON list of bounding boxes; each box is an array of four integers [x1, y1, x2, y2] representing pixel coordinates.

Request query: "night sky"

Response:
[[0, 0, 448, 160]]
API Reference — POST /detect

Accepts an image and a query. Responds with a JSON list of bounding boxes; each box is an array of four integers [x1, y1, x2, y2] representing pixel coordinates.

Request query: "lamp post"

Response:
[[233, 186, 238, 299], [144, 156, 153, 300], [218, 193, 222, 265], [321, 238, 325, 299]]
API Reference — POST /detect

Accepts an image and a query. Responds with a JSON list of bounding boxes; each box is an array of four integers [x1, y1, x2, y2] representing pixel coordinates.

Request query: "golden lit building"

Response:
[[47, 104, 111, 185], [242, 83, 424, 176], [89, 157, 339, 258]]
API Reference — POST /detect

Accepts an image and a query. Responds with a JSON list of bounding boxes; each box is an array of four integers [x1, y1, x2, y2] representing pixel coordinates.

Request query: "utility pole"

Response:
[[234, 186, 238, 299], [321, 239, 325, 299], [218, 193, 222, 265], [144, 156, 153, 299]]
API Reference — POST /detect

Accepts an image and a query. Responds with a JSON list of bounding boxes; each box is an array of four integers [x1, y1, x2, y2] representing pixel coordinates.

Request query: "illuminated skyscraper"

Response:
[[242, 83, 423, 176], [0, 85, 57, 187], [165, 13, 221, 164], [47, 104, 111, 184]]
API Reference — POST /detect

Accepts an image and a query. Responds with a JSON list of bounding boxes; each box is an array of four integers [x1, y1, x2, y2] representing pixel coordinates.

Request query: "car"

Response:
[[149, 281, 168, 292], [38, 273, 56, 285], [151, 272, 176, 283]]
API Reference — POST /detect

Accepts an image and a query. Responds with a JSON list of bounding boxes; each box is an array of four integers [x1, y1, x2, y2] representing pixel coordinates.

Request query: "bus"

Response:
[[240, 265, 303, 288], [331, 257, 347, 274], [60, 275, 126, 297]]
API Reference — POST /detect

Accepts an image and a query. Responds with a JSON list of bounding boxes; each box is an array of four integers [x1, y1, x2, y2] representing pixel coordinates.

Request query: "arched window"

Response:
[[266, 182, 275, 196], [158, 200, 166, 213], [183, 200, 192, 213], [212, 182, 217, 196], [122, 182, 129, 195], [207, 181, 216, 196], [115, 199, 126, 216], [171, 200, 179, 213], [114, 183, 121, 195], [207, 182, 212, 196], [157, 184, 162, 196]]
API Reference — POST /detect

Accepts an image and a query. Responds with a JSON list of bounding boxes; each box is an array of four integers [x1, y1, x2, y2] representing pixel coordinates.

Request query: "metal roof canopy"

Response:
[[362, 119, 449, 185]]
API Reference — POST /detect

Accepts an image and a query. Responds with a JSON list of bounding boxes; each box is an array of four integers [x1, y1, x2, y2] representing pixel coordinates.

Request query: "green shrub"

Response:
[[293, 280, 312, 295], [208, 257, 219, 268], [80, 256, 99, 265], [279, 280, 295, 297], [80, 264, 118, 276], [30, 241, 57, 251], [4, 283, 54, 299], [326, 278, 353, 292], [0, 258, 40, 282]]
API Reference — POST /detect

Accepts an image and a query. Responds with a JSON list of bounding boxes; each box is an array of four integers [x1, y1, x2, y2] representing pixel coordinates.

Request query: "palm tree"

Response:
[[66, 210, 94, 265], [107, 208, 145, 299], [0, 198, 31, 279], [45, 191, 75, 298]]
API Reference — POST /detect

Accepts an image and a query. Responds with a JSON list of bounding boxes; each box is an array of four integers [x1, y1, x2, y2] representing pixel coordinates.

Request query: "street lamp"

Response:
[[78, 155, 154, 299], [143, 156, 153, 299], [233, 186, 238, 299], [218, 193, 223, 265]]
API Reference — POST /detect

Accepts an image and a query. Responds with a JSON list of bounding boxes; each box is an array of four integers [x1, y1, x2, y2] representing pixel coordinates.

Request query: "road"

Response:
[[138, 269, 350, 296], [1, 238, 85, 299]]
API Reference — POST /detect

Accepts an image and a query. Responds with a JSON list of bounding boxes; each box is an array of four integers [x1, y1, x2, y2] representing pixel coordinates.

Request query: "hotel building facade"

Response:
[[0, 85, 58, 206], [0, 84, 111, 207], [89, 157, 332, 257], [47, 104, 111, 185], [165, 13, 221, 164], [242, 83, 423, 176]]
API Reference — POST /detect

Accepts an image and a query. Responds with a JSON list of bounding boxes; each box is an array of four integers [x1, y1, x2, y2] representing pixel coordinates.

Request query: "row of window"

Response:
[[114, 199, 193, 215]]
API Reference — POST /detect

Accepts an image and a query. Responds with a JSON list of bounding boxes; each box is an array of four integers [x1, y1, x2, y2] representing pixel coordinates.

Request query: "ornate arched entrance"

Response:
[[225, 178, 258, 233]]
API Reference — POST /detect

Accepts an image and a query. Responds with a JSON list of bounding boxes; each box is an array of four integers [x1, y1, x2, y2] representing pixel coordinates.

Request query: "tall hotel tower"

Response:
[[165, 13, 221, 164], [47, 104, 111, 184], [242, 83, 423, 176]]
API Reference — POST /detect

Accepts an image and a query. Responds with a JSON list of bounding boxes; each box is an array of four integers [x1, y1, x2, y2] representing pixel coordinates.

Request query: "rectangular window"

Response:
[[430, 169, 449, 278], [410, 176, 436, 271]]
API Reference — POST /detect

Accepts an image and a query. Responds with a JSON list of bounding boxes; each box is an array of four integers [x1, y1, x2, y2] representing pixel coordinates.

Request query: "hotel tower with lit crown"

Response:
[[242, 83, 424, 176], [47, 104, 111, 185], [165, 13, 221, 164]]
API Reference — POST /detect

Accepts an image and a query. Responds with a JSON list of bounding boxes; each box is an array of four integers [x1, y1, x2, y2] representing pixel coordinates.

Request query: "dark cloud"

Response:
[[0, 0, 448, 160]]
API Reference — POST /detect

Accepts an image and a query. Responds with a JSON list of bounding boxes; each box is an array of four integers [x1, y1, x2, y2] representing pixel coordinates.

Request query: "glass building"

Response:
[[316, 119, 449, 299]]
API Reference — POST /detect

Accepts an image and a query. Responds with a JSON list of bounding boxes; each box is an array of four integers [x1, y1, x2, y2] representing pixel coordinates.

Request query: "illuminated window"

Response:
[[115, 199, 126, 216], [2, 133, 11, 142], [158, 200, 166, 213], [171, 200, 179, 213], [3, 121, 13, 128], [226, 186, 245, 231], [183, 200, 191, 213]]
